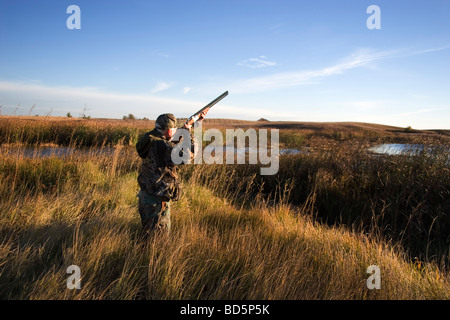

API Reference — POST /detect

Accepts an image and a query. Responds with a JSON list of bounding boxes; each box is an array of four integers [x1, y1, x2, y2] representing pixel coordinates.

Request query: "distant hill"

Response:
[[1, 115, 448, 136]]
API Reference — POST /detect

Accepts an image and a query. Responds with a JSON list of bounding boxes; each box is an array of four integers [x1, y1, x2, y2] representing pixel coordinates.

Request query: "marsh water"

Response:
[[2, 144, 448, 160], [368, 144, 429, 156], [1, 146, 118, 158], [0, 145, 305, 159], [368, 143, 450, 165], [368, 143, 449, 156]]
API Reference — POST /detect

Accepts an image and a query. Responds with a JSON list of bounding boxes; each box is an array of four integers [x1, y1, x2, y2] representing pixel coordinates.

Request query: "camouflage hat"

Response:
[[155, 113, 177, 130]]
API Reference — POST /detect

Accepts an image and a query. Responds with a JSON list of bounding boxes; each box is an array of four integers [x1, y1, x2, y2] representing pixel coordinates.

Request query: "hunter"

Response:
[[135, 112, 205, 237]]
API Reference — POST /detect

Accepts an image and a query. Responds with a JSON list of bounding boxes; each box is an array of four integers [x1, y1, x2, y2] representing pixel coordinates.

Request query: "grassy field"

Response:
[[0, 116, 449, 299]]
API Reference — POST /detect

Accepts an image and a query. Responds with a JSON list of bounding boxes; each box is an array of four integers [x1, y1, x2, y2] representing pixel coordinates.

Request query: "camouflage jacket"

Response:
[[136, 128, 193, 201]]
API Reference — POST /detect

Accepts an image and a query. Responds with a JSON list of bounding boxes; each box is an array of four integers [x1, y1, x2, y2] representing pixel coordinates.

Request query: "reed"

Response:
[[0, 116, 449, 299], [0, 117, 146, 147]]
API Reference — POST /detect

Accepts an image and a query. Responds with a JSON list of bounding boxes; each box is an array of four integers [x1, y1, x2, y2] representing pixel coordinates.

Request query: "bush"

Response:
[[123, 114, 136, 120]]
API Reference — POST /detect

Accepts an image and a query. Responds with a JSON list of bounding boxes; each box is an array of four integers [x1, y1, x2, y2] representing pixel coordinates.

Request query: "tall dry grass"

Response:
[[228, 143, 450, 267], [0, 117, 149, 147], [0, 143, 449, 299], [1, 117, 449, 299]]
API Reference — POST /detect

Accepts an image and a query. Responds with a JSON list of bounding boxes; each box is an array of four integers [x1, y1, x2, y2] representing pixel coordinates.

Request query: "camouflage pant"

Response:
[[137, 190, 171, 236]]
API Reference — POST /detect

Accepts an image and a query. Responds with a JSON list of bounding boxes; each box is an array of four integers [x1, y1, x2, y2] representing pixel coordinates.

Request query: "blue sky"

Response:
[[1, 0, 450, 129]]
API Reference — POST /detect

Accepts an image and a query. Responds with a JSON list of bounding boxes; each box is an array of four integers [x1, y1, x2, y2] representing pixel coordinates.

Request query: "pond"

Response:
[[3, 144, 448, 160], [368, 144, 428, 156], [368, 144, 449, 156], [1, 146, 305, 159], [224, 147, 304, 156], [1, 146, 118, 158], [368, 144, 450, 164]]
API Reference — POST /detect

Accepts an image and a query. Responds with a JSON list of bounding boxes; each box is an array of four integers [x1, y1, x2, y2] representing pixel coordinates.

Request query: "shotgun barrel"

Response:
[[184, 91, 228, 127]]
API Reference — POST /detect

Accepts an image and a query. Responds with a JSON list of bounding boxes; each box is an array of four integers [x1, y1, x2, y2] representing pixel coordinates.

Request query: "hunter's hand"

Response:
[[198, 111, 207, 122]]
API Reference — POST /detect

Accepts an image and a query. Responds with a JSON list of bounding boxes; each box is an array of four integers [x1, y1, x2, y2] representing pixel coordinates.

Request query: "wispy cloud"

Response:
[[0, 80, 300, 120], [227, 45, 450, 93], [0, 80, 255, 119], [152, 50, 169, 58], [268, 23, 282, 31], [397, 107, 450, 116], [230, 49, 389, 93], [150, 81, 171, 94], [409, 44, 450, 55], [237, 56, 277, 69], [344, 100, 389, 111], [183, 86, 191, 94], [212, 104, 299, 120], [0, 81, 194, 118]]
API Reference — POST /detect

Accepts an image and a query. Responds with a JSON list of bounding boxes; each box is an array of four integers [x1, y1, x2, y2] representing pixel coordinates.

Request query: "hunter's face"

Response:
[[163, 127, 177, 140]]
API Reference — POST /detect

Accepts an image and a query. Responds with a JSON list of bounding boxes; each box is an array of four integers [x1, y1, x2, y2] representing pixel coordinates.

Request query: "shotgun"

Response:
[[184, 91, 228, 127]]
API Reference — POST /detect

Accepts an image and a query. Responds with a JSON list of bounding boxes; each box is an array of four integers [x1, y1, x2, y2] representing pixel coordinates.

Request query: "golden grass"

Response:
[[1, 116, 449, 300], [0, 148, 449, 300]]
